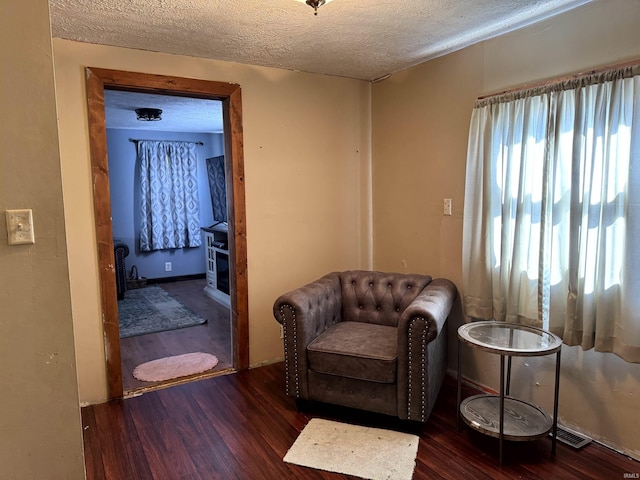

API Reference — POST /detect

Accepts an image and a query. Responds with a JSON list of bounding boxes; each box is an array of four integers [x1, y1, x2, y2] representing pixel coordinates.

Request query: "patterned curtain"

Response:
[[206, 155, 227, 223], [138, 140, 202, 251]]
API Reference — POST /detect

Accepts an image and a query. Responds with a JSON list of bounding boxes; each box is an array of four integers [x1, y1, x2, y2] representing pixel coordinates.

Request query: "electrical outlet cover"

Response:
[[443, 198, 452, 216]]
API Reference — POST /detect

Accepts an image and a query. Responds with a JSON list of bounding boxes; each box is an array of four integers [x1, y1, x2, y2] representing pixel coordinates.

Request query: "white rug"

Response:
[[284, 418, 419, 480]]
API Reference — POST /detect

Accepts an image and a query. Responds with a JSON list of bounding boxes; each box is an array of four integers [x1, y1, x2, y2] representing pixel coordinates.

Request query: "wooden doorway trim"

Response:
[[85, 68, 249, 399]]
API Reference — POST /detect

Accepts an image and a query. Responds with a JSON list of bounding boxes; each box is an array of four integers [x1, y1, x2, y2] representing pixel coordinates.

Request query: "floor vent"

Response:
[[553, 425, 592, 449]]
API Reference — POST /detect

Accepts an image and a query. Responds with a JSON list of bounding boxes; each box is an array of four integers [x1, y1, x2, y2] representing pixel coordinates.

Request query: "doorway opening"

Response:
[[85, 68, 248, 399], [104, 90, 233, 393]]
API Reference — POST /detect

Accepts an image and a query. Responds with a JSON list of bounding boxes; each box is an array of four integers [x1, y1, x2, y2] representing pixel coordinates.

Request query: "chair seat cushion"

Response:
[[307, 321, 397, 384]]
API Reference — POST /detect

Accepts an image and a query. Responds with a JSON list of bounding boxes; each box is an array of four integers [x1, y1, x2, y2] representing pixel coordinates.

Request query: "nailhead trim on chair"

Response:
[[407, 317, 428, 421], [408, 324, 413, 418], [421, 321, 427, 421], [293, 309, 300, 398], [279, 304, 300, 398]]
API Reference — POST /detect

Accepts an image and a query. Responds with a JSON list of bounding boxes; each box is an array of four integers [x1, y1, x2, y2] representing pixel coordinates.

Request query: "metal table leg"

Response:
[[457, 337, 462, 432], [499, 354, 505, 466], [551, 349, 561, 456], [506, 355, 512, 396], [506, 328, 514, 396]]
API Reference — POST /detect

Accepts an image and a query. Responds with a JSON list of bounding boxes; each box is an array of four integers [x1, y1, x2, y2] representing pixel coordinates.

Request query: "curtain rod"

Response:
[[477, 57, 640, 101], [129, 138, 204, 146]]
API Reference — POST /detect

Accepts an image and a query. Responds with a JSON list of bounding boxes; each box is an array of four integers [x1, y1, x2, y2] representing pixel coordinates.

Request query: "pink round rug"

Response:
[[133, 352, 219, 382]]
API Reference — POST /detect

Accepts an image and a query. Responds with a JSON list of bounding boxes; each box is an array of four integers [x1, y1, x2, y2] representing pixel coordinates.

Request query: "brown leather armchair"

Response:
[[273, 270, 456, 422]]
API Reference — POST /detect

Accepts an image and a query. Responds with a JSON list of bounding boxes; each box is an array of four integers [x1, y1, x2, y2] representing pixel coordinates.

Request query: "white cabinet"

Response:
[[202, 225, 230, 307]]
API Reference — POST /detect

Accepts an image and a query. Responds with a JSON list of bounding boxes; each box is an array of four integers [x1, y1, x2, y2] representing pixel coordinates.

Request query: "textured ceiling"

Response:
[[50, 0, 592, 81], [104, 90, 223, 132]]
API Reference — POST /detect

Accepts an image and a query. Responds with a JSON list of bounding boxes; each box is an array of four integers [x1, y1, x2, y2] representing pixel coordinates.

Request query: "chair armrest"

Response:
[[397, 278, 457, 421], [273, 272, 342, 398], [398, 278, 456, 342], [113, 238, 129, 257]]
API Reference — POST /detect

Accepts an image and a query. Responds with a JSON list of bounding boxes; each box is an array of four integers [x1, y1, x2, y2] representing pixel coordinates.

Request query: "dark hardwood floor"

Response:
[[119, 279, 232, 392], [82, 362, 638, 479]]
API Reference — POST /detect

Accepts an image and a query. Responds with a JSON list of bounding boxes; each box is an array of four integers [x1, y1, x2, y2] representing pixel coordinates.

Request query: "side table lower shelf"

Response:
[[460, 394, 552, 441]]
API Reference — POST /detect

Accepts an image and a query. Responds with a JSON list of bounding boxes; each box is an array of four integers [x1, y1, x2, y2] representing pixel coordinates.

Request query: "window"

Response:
[[462, 66, 640, 363]]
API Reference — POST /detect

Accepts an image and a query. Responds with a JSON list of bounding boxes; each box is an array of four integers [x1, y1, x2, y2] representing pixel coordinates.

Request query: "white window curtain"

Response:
[[462, 66, 640, 363], [138, 140, 202, 252]]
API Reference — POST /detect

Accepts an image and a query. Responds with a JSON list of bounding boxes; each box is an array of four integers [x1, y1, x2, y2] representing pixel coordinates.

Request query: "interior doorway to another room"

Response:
[[105, 90, 234, 394], [85, 68, 249, 399]]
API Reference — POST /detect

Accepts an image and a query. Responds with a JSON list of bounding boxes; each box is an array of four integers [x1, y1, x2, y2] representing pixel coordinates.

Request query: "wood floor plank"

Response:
[[119, 279, 232, 392], [198, 380, 295, 478], [82, 362, 639, 479], [171, 405, 240, 478], [88, 399, 154, 479], [132, 394, 202, 480], [80, 408, 107, 480]]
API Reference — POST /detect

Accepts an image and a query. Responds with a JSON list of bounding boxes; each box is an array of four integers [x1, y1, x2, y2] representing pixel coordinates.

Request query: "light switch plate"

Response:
[[6, 209, 35, 245]]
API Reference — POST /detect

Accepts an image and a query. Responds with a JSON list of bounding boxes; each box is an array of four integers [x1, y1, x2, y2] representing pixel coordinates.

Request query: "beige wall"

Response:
[[0, 1, 85, 479], [372, 0, 640, 459], [52, 39, 372, 403]]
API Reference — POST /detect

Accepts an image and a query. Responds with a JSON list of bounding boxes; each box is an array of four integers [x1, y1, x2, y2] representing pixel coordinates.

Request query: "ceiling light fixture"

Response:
[[135, 108, 162, 121], [296, 0, 334, 16]]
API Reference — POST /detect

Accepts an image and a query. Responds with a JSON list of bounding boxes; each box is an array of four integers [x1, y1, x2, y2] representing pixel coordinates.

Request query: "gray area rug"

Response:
[[284, 418, 419, 480], [118, 285, 207, 338]]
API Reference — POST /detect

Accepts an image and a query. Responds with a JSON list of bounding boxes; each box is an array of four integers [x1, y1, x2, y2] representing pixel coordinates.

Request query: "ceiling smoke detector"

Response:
[[135, 108, 162, 121]]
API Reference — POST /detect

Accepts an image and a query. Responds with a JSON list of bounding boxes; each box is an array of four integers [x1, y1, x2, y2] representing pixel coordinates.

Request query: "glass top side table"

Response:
[[456, 321, 563, 465]]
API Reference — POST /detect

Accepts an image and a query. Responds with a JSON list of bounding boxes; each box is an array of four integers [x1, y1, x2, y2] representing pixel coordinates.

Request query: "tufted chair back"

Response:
[[339, 270, 432, 327]]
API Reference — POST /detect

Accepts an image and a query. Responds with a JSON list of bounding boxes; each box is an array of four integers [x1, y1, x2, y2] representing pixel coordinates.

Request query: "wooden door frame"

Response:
[[85, 67, 249, 399]]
